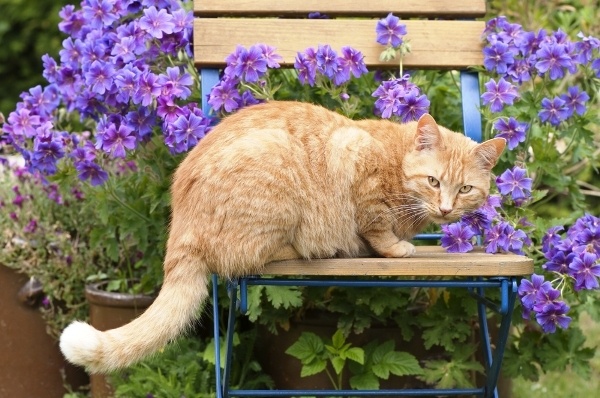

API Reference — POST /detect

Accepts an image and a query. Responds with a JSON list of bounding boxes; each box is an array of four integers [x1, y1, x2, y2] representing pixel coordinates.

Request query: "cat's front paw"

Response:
[[381, 240, 416, 258]]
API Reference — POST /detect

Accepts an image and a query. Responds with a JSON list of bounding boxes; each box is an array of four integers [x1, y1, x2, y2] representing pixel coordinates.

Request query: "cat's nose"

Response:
[[439, 207, 452, 217]]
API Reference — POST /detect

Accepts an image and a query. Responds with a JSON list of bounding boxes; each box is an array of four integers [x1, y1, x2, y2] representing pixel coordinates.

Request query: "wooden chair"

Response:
[[193, 1, 534, 397]]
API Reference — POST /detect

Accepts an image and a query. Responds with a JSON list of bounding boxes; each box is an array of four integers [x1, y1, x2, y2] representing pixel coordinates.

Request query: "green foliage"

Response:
[[112, 332, 272, 397], [420, 345, 484, 389], [0, 0, 71, 115], [286, 330, 423, 390], [112, 336, 215, 397], [0, 162, 116, 338]]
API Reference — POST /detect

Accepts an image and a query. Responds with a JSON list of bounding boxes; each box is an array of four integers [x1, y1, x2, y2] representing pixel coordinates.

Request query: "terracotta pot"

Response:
[[0, 265, 88, 397], [85, 281, 155, 398]]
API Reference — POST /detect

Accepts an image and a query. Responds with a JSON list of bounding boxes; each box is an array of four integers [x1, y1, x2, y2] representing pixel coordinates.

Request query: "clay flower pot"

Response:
[[85, 281, 155, 398]]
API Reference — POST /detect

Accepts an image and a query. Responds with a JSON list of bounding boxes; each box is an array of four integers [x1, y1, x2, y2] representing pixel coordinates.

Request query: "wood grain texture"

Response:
[[194, 0, 487, 18], [260, 247, 533, 277], [194, 19, 485, 70]]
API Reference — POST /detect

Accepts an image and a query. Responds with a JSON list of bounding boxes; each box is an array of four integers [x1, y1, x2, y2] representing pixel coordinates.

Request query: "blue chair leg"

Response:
[[201, 68, 221, 115], [485, 279, 518, 397], [460, 70, 482, 142], [212, 275, 224, 398], [222, 279, 239, 398]]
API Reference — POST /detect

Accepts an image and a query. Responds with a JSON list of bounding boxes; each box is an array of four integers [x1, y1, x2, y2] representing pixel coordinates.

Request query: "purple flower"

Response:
[[111, 36, 137, 63], [133, 70, 161, 106], [559, 86, 589, 117], [372, 76, 428, 120], [460, 211, 492, 235], [173, 112, 209, 144], [75, 161, 108, 186], [396, 91, 430, 123], [24, 219, 38, 233], [542, 225, 564, 253], [31, 137, 65, 174], [544, 250, 575, 274], [484, 221, 511, 253], [58, 5, 84, 36], [295, 49, 318, 86], [23, 85, 60, 118], [569, 252, 600, 291], [535, 301, 571, 333], [114, 65, 141, 104], [535, 42, 574, 80], [7, 108, 40, 138], [139, 6, 175, 39], [575, 32, 600, 64], [85, 60, 115, 95], [504, 225, 529, 254], [493, 117, 527, 150], [82, 0, 119, 29], [518, 274, 550, 318], [496, 167, 532, 201], [339, 47, 368, 78], [257, 44, 283, 69], [376, 13, 407, 47], [483, 39, 516, 75], [316, 45, 339, 79], [126, 108, 157, 140], [208, 79, 241, 113], [234, 45, 269, 83], [538, 97, 570, 126], [441, 222, 476, 253], [99, 124, 137, 158], [481, 78, 519, 113]]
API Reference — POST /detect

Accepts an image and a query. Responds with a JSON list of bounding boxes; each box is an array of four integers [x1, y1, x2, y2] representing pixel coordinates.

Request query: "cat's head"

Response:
[[401, 114, 505, 224]]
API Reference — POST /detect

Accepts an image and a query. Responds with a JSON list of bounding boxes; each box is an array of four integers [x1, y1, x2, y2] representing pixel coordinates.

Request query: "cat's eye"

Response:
[[459, 185, 473, 193], [428, 176, 440, 188]]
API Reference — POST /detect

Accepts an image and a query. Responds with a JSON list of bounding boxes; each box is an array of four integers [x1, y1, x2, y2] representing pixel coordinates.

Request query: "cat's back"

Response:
[[174, 102, 350, 181]]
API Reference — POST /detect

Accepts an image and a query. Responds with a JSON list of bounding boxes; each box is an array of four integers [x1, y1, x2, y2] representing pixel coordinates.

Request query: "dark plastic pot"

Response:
[[85, 281, 155, 398]]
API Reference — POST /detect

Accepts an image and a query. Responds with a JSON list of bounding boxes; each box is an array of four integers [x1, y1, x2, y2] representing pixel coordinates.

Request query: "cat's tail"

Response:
[[59, 254, 209, 373]]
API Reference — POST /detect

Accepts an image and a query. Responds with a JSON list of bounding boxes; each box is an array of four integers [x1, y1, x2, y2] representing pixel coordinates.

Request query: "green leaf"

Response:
[[372, 351, 422, 379], [331, 356, 346, 375], [349, 372, 380, 390], [420, 345, 483, 389], [264, 285, 303, 309], [245, 286, 264, 322], [344, 347, 365, 365], [301, 359, 327, 377], [331, 329, 346, 350], [285, 332, 324, 364]]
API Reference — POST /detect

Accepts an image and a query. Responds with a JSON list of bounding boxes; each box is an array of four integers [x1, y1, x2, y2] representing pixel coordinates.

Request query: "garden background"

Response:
[[0, 0, 599, 397]]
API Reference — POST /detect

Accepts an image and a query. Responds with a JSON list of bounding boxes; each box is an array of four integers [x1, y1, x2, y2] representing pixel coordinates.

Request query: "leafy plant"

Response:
[[111, 336, 215, 398], [112, 331, 272, 397], [286, 330, 422, 390]]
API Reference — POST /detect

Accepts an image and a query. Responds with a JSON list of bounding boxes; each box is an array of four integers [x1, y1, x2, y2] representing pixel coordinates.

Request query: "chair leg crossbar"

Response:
[[211, 274, 518, 398]]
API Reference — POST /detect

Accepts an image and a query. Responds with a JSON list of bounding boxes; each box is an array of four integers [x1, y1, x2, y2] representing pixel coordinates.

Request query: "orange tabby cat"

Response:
[[60, 101, 505, 373]]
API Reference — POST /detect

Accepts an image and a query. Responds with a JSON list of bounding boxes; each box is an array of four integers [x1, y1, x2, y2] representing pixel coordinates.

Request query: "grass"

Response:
[[512, 312, 600, 398]]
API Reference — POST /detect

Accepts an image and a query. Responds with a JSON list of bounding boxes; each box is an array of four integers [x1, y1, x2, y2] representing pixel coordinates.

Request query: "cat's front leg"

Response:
[[362, 230, 416, 258]]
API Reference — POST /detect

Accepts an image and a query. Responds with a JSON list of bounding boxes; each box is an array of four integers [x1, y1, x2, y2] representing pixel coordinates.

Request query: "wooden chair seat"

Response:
[[262, 247, 533, 277]]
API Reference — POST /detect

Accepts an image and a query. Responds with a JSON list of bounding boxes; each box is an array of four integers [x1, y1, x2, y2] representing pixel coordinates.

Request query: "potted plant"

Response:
[[1, 1, 201, 395]]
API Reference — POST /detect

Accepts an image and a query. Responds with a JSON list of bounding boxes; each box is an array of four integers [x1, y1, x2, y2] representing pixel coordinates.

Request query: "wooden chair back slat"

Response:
[[193, 19, 485, 70], [194, 0, 487, 18]]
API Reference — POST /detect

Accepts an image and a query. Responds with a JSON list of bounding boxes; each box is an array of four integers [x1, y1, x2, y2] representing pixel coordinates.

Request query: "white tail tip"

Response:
[[59, 321, 102, 370]]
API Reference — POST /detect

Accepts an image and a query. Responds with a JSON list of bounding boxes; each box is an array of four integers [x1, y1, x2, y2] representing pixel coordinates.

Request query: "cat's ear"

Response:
[[473, 137, 506, 170], [415, 114, 442, 151]]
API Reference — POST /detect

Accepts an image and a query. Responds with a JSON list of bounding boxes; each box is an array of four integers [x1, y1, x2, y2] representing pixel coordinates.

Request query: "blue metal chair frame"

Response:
[[202, 70, 517, 397]]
